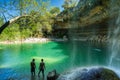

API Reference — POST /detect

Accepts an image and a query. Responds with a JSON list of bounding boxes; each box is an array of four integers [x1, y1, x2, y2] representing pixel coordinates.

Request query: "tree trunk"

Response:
[[0, 21, 10, 34], [0, 15, 29, 34]]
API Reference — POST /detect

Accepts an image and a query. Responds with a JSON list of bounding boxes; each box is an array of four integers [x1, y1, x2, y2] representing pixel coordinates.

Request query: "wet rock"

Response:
[[57, 67, 120, 80], [47, 69, 59, 80]]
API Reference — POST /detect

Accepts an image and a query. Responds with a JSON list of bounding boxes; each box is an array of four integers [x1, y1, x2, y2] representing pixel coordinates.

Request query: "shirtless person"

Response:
[[30, 59, 36, 76], [38, 59, 45, 78]]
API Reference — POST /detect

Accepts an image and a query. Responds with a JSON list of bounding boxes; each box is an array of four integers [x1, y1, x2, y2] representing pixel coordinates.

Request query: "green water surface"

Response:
[[0, 41, 110, 80]]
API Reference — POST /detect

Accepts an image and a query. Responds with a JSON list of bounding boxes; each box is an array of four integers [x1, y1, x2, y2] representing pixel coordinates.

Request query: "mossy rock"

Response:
[[57, 67, 120, 80]]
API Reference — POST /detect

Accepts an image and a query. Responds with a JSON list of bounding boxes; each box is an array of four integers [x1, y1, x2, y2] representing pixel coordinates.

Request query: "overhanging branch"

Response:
[[0, 15, 30, 34]]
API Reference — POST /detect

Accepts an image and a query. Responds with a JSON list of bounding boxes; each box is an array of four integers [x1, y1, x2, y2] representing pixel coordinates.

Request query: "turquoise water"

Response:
[[0, 41, 113, 80]]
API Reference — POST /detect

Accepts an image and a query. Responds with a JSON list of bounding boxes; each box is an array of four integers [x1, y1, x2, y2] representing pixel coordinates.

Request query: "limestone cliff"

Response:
[[54, 0, 120, 42], [55, 0, 120, 27]]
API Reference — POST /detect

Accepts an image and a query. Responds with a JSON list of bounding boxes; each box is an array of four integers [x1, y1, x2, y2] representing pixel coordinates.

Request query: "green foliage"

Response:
[[0, 17, 4, 26], [0, 23, 20, 41], [62, 0, 78, 9], [50, 7, 60, 15], [0, 0, 55, 41]]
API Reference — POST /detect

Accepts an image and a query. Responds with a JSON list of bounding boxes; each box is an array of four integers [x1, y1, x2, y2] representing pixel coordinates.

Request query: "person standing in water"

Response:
[[30, 59, 36, 76], [38, 59, 46, 78]]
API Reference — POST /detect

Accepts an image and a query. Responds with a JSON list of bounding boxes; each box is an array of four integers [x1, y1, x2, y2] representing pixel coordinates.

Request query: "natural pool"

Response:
[[0, 41, 120, 80]]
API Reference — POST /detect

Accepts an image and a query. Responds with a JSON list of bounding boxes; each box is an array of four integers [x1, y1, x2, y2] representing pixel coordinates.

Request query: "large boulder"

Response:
[[47, 69, 59, 80], [57, 67, 120, 80]]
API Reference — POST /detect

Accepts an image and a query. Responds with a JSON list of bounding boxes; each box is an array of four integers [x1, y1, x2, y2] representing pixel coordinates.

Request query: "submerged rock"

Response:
[[57, 67, 120, 80]]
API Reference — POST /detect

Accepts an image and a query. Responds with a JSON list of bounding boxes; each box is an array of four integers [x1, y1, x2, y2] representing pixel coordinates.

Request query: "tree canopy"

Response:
[[62, 0, 79, 9], [0, 0, 60, 41]]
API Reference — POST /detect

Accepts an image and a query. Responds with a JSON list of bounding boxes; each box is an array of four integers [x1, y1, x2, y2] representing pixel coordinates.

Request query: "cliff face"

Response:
[[55, 0, 120, 27], [54, 0, 120, 41]]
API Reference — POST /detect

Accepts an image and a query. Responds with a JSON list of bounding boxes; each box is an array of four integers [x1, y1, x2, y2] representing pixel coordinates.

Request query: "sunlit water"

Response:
[[0, 41, 119, 80]]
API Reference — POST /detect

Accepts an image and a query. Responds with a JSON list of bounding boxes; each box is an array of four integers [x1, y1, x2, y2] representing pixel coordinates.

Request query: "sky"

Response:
[[0, 0, 64, 8], [0, 0, 64, 21], [50, 0, 64, 11]]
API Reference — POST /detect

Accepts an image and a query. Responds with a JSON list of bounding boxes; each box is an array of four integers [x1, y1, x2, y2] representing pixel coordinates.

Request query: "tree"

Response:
[[0, 0, 56, 41], [62, 0, 79, 9], [0, 17, 4, 26], [50, 7, 60, 16]]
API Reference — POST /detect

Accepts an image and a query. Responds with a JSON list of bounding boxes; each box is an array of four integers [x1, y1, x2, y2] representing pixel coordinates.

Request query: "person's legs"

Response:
[[31, 68, 34, 76], [31, 72, 33, 75], [42, 69, 44, 78], [38, 69, 42, 76], [33, 69, 35, 76], [38, 71, 40, 76]]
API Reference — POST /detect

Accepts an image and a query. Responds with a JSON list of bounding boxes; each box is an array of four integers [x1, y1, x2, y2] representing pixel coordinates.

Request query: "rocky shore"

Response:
[[0, 37, 69, 44], [0, 38, 50, 44], [57, 67, 120, 80]]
